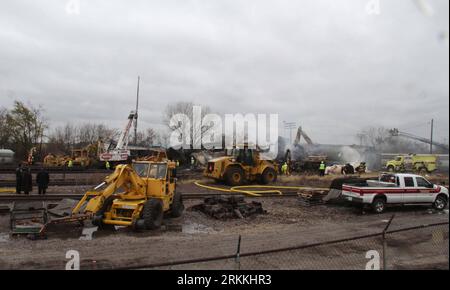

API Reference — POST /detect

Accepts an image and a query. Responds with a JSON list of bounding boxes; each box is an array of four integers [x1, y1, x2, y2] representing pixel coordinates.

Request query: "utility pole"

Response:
[[283, 121, 296, 144], [430, 118, 434, 154], [134, 76, 140, 146]]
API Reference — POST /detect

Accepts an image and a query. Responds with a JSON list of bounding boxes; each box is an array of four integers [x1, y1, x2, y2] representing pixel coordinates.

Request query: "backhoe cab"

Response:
[[70, 160, 183, 230], [204, 144, 278, 186]]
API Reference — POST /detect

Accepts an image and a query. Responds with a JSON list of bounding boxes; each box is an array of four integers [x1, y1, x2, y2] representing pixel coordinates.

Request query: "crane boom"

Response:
[[116, 111, 136, 150], [389, 129, 449, 151]]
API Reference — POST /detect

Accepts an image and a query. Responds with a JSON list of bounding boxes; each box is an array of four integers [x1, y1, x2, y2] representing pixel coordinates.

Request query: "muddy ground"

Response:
[[0, 172, 448, 270], [0, 196, 448, 270]]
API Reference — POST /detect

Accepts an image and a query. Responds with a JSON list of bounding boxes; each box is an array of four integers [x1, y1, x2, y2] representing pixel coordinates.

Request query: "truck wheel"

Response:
[[170, 191, 184, 218], [433, 195, 448, 211], [371, 198, 386, 214], [261, 168, 277, 184], [225, 167, 244, 186], [387, 166, 395, 172], [142, 199, 163, 230]]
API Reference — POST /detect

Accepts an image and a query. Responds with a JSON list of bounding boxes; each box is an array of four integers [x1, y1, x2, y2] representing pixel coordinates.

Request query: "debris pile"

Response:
[[10, 201, 48, 239], [297, 190, 329, 206], [191, 195, 266, 219]]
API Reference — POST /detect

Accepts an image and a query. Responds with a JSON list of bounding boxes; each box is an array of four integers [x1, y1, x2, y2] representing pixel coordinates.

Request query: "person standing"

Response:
[[15, 164, 22, 194], [281, 162, 288, 175], [36, 167, 50, 195], [21, 167, 33, 195], [105, 161, 111, 170], [319, 161, 326, 177]]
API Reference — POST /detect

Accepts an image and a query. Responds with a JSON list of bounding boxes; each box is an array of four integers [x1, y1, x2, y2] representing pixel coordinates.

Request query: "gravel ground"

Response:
[[0, 172, 448, 270], [0, 195, 448, 270]]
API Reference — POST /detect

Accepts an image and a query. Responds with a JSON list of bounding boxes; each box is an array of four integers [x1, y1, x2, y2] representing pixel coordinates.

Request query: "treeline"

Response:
[[0, 101, 159, 161]]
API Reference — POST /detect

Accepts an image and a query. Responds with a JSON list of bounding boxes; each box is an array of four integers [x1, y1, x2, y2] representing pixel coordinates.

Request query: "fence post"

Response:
[[235, 235, 241, 270], [382, 214, 395, 270]]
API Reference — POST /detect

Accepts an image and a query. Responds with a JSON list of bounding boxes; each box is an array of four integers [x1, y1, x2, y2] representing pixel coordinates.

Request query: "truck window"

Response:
[[416, 177, 432, 188], [404, 177, 414, 187], [380, 174, 395, 183]]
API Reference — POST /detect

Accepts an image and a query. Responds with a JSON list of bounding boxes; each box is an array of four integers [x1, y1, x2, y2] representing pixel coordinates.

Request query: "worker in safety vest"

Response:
[[176, 160, 180, 167], [105, 161, 111, 170], [319, 161, 326, 176], [281, 162, 288, 175], [67, 159, 74, 169], [190, 156, 195, 169]]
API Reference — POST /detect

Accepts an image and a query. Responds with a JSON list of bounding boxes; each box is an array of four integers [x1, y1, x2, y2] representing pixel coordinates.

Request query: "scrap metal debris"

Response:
[[297, 190, 329, 206], [191, 196, 266, 219], [48, 199, 80, 217], [10, 201, 48, 239]]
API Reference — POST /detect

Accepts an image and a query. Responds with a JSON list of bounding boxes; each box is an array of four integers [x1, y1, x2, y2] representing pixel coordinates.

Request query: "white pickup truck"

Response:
[[341, 173, 449, 213]]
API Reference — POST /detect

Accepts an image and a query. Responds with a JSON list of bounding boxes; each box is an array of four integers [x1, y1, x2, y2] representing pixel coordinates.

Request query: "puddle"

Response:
[[182, 222, 214, 234], [0, 233, 9, 242]]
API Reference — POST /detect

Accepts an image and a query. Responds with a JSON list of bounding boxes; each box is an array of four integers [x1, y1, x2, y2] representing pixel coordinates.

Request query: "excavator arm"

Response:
[[72, 164, 147, 216], [294, 126, 313, 146]]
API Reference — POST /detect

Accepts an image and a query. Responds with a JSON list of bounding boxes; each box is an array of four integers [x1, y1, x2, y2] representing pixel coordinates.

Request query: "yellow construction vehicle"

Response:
[[204, 144, 278, 186], [51, 159, 183, 230]]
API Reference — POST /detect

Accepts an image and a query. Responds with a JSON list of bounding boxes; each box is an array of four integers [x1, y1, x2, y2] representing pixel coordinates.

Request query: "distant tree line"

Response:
[[0, 101, 160, 161]]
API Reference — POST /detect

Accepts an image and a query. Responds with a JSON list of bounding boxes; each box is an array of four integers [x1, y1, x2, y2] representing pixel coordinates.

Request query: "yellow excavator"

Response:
[[50, 159, 183, 231]]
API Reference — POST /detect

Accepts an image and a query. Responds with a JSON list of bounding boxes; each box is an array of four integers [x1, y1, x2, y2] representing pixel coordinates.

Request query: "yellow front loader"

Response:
[[52, 160, 183, 230]]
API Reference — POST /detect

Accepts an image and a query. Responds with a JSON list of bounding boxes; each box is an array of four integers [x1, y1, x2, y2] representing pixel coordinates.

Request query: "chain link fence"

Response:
[[122, 219, 448, 270]]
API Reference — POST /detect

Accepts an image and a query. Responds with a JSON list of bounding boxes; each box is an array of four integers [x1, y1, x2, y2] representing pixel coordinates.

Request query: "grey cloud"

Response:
[[0, 0, 448, 144]]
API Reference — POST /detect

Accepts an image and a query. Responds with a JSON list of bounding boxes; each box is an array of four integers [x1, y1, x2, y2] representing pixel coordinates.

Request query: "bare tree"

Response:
[[47, 123, 117, 155], [0, 107, 10, 148], [164, 102, 213, 149], [132, 128, 159, 147]]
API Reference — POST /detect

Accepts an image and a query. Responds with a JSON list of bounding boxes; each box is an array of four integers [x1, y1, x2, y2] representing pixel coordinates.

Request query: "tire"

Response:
[[225, 167, 244, 186], [387, 166, 395, 173], [142, 198, 164, 230], [371, 197, 386, 214], [433, 195, 448, 211], [261, 168, 277, 184], [170, 191, 184, 218], [92, 196, 115, 227]]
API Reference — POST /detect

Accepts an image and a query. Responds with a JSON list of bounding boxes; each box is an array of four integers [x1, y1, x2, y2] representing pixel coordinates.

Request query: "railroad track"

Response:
[[0, 180, 100, 187], [0, 191, 299, 203], [0, 166, 110, 174]]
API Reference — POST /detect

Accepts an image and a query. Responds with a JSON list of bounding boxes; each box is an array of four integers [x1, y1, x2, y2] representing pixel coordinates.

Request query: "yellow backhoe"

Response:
[[50, 160, 183, 231]]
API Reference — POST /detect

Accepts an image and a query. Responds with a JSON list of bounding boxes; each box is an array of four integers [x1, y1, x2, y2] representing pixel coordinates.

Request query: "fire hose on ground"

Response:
[[193, 181, 328, 197]]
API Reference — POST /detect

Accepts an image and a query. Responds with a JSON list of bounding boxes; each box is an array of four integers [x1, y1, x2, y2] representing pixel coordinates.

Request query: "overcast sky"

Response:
[[0, 0, 448, 145]]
